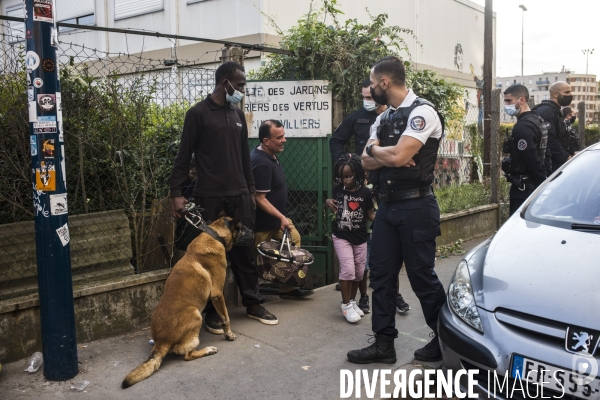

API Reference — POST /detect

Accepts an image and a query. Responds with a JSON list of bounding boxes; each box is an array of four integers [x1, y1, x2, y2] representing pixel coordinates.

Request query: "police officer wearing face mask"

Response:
[[347, 56, 446, 365], [562, 107, 581, 155], [532, 81, 573, 172], [502, 85, 548, 215], [170, 61, 279, 333], [329, 79, 387, 162]]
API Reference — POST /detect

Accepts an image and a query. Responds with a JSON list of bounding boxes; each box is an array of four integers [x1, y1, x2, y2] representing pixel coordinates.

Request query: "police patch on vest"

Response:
[[517, 139, 527, 150], [356, 119, 370, 123], [410, 116, 426, 131]]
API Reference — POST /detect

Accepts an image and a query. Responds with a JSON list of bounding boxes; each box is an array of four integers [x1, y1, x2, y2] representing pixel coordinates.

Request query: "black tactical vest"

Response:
[[520, 113, 548, 162], [375, 98, 445, 191]]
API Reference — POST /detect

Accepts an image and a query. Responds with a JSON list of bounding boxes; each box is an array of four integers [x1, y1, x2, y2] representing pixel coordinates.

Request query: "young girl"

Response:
[[326, 154, 375, 323]]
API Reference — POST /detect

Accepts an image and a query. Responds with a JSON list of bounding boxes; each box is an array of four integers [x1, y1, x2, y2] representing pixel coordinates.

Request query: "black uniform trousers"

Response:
[[370, 195, 446, 337], [176, 194, 263, 311], [509, 184, 534, 215]]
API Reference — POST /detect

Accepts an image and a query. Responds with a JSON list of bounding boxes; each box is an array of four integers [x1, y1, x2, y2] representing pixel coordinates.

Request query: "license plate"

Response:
[[511, 354, 600, 400]]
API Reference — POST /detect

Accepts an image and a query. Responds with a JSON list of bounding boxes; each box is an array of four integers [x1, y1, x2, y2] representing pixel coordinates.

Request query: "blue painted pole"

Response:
[[25, 0, 78, 380]]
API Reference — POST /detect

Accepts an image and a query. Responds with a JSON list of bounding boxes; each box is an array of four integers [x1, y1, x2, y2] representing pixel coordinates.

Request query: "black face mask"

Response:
[[570, 116, 577, 124], [370, 80, 388, 106], [558, 94, 573, 107]]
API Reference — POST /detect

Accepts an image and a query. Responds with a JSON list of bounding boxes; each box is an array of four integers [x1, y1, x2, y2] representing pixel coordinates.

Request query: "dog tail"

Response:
[[121, 343, 169, 389]]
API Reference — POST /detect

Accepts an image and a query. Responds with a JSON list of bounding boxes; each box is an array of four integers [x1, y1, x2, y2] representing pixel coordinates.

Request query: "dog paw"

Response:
[[206, 346, 218, 355], [225, 332, 237, 341]]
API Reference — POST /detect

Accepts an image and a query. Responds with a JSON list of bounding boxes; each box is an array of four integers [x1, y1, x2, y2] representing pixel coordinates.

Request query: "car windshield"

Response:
[[524, 149, 600, 231]]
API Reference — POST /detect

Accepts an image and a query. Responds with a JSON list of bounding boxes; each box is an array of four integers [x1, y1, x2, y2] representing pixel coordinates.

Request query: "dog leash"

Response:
[[183, 202, 228, 249]]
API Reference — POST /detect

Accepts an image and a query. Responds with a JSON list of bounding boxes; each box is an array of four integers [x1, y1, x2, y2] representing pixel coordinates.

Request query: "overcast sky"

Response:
[[470, 0, 599, 79]]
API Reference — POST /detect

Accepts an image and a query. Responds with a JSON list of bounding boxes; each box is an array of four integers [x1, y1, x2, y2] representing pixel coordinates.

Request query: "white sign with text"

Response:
[[245, 80, 332, 138]]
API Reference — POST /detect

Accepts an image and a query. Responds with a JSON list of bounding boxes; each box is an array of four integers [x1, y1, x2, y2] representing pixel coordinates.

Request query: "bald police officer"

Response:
[[347, 56, 446, 364], [503, 85, 548, 214], [532, 81, 573, 172]]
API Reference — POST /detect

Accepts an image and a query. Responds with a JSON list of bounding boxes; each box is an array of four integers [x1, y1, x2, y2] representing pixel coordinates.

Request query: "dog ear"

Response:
[[217, 210, 227, 219]]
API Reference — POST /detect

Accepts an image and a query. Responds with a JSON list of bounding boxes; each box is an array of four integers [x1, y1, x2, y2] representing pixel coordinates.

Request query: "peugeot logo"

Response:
[[566, 326, 600, 357]]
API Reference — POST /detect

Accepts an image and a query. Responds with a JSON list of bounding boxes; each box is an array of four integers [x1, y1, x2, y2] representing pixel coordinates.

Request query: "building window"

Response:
[[56, 0, 95, 28], [115, 0, 164, 20], [5, 4, 25, 42], [555, 76, 558, 81], [59, 14, 95, 33]]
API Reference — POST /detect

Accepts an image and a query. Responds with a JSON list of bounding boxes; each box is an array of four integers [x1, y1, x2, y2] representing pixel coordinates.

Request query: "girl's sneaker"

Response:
[[350, 299, 365, 317], [341, 302, 361, 323]]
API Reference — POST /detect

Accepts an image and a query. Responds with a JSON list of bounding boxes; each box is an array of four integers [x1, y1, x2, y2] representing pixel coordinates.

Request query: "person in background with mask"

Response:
[[532, 81, 573, 172], [562, 107, 581, 155], [170, 61, 279, 333], [329, 79, 387, 162], [503, 85, 548, 214]]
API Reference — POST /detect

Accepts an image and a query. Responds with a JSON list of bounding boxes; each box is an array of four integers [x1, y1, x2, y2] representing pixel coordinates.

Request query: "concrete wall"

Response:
[[438, 203, 499, 246]]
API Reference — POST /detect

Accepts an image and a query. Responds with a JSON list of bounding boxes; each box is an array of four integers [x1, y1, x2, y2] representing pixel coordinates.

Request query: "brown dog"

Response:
[[122, 216, 238, 388]]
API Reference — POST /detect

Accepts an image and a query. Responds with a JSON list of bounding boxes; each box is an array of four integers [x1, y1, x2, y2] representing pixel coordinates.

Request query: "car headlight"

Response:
[[448, 260, 483, 333]]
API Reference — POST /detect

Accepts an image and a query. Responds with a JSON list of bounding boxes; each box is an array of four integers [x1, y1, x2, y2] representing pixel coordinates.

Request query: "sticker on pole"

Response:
[[37, 94, 55, 112], [28, 86, 34, 101], [56, 223, 70, 246], [50, 193, 68, 215], [30, 135, 38, 156], [35, 161, 56, 191], [41, 138, 56, 158], [25, 51, 40, 70], [33, 78, 43, 88], [33, 0, 54, 23], [28, 101, 37, 122]]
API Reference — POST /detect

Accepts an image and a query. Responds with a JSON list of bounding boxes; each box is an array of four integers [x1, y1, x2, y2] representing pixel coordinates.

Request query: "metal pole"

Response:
[[25, 0, 78, 380], [583, 49, 594, 123], [519, 5, 527, 83], [483, 0, 493, 177]]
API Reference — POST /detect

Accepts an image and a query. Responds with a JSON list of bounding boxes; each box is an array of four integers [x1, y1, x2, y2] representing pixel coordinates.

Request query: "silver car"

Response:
[[439, 142, 600, 399]]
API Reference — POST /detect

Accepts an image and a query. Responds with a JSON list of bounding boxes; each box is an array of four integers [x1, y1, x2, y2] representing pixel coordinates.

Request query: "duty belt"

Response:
[[378, 186, 433, 203]]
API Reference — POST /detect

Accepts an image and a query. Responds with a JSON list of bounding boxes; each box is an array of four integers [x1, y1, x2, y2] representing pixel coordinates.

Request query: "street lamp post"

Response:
[[582, 49, 594, 122], [519, 5, 527, 84]]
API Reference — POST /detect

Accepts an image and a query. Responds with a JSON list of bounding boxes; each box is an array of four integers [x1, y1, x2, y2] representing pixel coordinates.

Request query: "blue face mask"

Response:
[[226, 81, 244, 104], [363, 100, 378, 112]]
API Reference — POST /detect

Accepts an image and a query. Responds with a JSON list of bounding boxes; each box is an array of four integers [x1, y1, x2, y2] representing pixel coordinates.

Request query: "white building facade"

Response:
[[497, 69, 599, 123], [2, 0, 496, 97]]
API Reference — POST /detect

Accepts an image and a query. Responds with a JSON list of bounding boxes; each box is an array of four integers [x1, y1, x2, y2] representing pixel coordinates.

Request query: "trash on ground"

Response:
[[24, 352, 43, 373], [79, 345, 88, 348], [301, 366, 310, 370], [70, 380, 90, 392], [254, 344, 260, 349], [149, 339, 155, 345]]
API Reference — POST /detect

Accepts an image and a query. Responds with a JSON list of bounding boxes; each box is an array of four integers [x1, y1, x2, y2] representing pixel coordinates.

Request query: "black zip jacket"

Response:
[[533, 100, 569, 171], [329, 107, 378, 162], [170, 95, 255, 198]]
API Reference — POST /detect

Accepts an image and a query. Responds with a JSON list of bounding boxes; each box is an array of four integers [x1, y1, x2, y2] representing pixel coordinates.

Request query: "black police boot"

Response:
[[414, 332, 442, 362], [347, 333, 397, 364]]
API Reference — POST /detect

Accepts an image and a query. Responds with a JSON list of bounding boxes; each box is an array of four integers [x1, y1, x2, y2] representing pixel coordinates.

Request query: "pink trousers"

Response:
[[333, 235, 367, 282]]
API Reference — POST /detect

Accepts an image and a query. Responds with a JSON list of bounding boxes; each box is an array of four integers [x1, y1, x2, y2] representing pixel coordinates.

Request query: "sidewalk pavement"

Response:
[[0, 237, 489, 400]]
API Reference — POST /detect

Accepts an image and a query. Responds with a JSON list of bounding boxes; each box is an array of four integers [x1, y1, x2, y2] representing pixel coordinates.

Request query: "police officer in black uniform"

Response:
[[347, 56, 447, 364], [562, 107, 581, 155], [329, 79, 386, 162], [502, 85, 548, 215], [532, 81, 573, 172]]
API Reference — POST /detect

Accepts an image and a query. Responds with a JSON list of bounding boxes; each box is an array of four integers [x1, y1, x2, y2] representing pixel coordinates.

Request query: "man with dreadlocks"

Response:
[[325, 154, 375, 323], [347, 56, 447, 364]]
